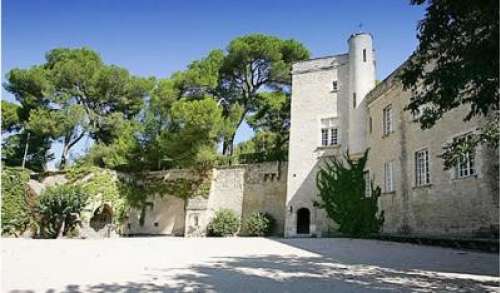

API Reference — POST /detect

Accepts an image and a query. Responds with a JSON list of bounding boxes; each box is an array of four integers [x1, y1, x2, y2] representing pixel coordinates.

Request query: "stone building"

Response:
[[285, 32, 499, 237], [126, 32, 497, 239]]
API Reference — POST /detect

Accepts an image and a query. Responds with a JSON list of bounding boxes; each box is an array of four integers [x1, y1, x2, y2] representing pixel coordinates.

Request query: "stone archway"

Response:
[[296, 208, 310, 234], [90, 204, 113, 232]]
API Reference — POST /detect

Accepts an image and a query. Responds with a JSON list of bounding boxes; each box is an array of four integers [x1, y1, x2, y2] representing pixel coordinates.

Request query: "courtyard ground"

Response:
[[1, 237, 499, 292]]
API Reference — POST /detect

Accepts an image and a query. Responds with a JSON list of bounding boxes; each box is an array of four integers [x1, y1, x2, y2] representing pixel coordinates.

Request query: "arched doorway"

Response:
[[296, 208, 310, 234], [90, 204, 113, 232]]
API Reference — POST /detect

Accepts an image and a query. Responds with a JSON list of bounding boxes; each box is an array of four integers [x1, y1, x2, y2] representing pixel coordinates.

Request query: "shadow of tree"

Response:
[[51, 254, 498, 292], [8, 238, 500, 293]]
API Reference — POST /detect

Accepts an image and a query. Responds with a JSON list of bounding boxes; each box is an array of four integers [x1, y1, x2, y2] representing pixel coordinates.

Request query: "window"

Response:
[[363, 171, 371, 197], [330, 128, 338, 145], [415, 149, 430, 186], [320, 118, 339, 146], [353, 93, 357, 108], [363, 49, 367, 62], [332, 81, 338, 91], [369, 117, 373, 134], [383, 105, 393, 135], [454, 134, 476, 178], [321, 129, 328, 146], [384, 161, 394, 192]]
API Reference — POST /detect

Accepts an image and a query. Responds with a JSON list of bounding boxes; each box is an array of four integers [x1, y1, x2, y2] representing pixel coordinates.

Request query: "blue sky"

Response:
[[2, 0, 425, 167]]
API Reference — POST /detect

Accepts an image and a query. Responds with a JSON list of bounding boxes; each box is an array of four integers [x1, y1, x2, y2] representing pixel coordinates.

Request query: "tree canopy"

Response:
[[400, 0, 499, 168]]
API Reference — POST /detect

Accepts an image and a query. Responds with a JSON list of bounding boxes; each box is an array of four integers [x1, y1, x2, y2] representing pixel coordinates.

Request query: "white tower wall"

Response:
[[348, 33, 376, 155]]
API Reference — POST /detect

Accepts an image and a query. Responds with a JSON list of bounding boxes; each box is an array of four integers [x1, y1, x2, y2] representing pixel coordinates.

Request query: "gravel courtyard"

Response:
[[2, 237, 499, 292]]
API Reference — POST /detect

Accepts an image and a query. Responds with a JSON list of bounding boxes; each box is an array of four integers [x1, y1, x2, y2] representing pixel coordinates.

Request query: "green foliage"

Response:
[[35, 184, 89, 238], [315, 150, 384, 237], [1, 101, 22, 133], [4, 47, 154, 168], [207, 209, 240, 237], [244, 212, 275, 236], [160, 97, 224, 168], [2, 131, 53, 172], [1, 167, 33, 236], [66, 165, 127, 224], [83, 115, 143, 171], [400, 0, 499, 168]]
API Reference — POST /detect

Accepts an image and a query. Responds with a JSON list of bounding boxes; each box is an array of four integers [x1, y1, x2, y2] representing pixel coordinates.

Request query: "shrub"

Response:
[[315, 149, 384, 237], [35, 184, 90, 238], [245, 212, 275, 236], [207, 209, 240, 237], [1, 167, 32, 236]]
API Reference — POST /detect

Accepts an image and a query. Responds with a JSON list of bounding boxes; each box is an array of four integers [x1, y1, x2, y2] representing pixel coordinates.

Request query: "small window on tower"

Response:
[[332, 81, 338, 91], [363, 49, 367, 62], [369, 117, 373, 133], [353, 93, 357, 108]]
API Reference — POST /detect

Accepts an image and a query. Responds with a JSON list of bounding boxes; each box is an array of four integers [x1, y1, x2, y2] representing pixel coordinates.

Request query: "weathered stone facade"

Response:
[[365, 65, 499, 237], [286, 32, 499, 238], [127, 162, 288, 237]]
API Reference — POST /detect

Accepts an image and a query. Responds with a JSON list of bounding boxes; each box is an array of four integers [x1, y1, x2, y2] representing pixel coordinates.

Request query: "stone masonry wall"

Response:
[[365, 67, 499, 237]]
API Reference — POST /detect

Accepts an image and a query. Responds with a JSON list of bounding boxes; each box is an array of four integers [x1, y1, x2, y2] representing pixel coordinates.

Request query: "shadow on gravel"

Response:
[[9, 238, 500, 293], [272, 238, 500, 276]]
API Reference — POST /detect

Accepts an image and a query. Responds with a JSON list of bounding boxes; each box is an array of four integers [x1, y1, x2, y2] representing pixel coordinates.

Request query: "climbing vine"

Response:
[[67, 164, 212, 227], [119, 168, 212, 226], [1, 167, 33, 236], [315, 150, 384, 237]]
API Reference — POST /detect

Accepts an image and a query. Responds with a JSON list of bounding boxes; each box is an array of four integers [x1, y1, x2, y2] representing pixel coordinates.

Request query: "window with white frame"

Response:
[[363, 170, 371, 197], [384, 161, 394, 192], [320, 118, 339, 146], [415, 148, 430, 186], [454, 134, 476, 178], [383, 105, 393, 135]]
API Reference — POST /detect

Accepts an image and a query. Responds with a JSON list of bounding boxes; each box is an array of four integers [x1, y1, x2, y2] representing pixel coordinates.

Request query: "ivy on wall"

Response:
[[67, 164, 212, 228], [1, 167, 33, 236], [120, 169, 212, 226]]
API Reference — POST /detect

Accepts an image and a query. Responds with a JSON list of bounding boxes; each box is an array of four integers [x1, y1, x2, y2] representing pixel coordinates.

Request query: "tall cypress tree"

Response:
[[315, 150, 384, 237]]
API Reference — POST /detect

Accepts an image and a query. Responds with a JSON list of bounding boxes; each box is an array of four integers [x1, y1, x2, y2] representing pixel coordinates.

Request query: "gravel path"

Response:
[[2, 237, 499, 292]]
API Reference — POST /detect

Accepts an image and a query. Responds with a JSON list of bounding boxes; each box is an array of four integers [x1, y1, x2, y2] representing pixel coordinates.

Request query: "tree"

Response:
[[4, 48, 154, 168], [315, 150, 384, 237], [2, 132, 53, 172], [246, 91, 291, 160], [400, 0, 499, 168], [161, 97, 224, 168], [218, 34, 309, 155], [174, 35, 309, 155], [35, 184, 89, 238], [1, 100, 22, 133]]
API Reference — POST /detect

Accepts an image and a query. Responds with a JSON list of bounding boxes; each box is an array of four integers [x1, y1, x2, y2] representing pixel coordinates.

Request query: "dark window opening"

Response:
[[353, 93, 357, 108], [369, 117, 373, 133], [363, 49, 367, 62], [332, 81, 338, 91]]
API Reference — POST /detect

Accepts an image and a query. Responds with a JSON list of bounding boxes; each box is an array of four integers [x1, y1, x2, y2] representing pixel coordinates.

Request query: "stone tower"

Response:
[[285, 33, 376, 237], [348, 32, 376, 155]]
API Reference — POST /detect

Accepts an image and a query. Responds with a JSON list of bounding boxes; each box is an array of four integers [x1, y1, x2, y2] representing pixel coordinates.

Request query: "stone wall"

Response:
[[365, 66, 499, 237], [240, 162, 287, 236], [127, 162, 288, 237]]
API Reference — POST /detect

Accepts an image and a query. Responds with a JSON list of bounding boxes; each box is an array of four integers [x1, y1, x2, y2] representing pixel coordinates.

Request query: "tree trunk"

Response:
[[59, 131, 86, 169], [56, 217, 66, 238], [21, 132, 30, 169], [222, 135, 235, 156]]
